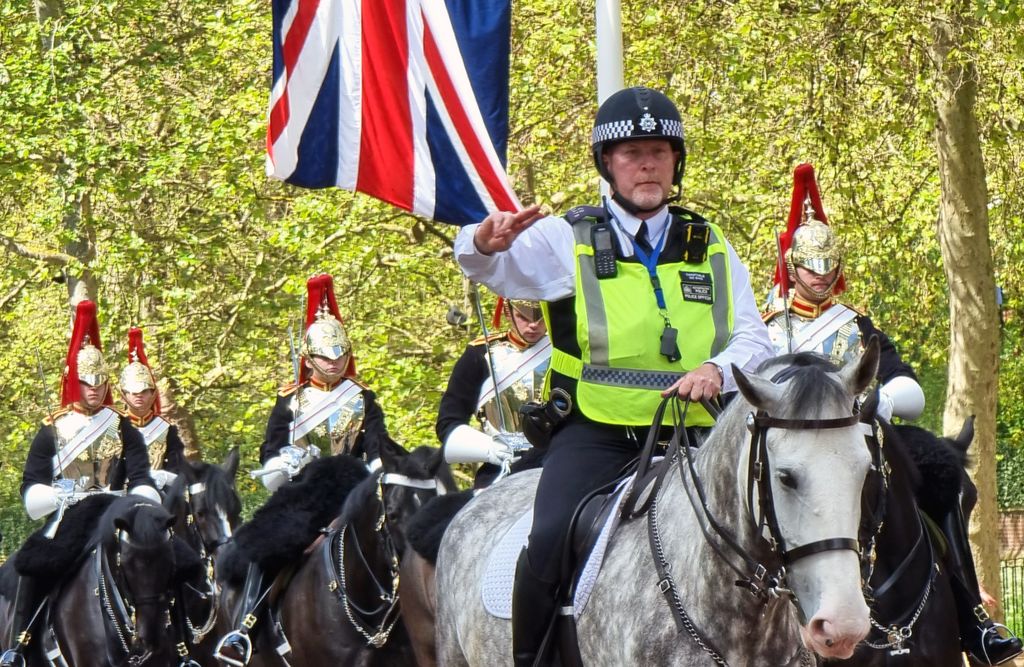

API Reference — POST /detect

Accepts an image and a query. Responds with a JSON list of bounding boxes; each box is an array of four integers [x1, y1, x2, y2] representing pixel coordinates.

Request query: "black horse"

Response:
[[1, 495, 178, 666], [162, 449, 243, 664], [845, 417, 972, 665], [215, 443, 453, 666]]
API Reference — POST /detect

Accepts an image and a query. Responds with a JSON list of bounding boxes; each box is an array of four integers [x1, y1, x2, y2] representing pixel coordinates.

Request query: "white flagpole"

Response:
[[596, 0, 623, 196]]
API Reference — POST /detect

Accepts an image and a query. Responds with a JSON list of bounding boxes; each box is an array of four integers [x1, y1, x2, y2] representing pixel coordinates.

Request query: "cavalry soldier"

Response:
[[437, 297, 550, 488], [455, 87, 774, 666], [112, 326, 186, 491], [765, 164, 1020, 664], [216, 273, 394, 666], [1, 301, 159, 667], [763, 163, 925, 423]]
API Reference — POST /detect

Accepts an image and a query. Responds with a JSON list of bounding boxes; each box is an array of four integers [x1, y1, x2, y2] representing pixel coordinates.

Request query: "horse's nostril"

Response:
[[825, 638, 834, 647]]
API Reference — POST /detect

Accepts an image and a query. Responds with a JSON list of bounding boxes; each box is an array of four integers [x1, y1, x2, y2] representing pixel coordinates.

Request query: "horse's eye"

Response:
[[777, 470, 798, 490]]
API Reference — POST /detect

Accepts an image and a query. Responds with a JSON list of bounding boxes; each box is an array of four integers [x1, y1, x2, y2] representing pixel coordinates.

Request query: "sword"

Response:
[[287, 321, 301, 446], [469, 281, 510, 433], [35, 351, 64, 478], [775, 231, 794, 354]]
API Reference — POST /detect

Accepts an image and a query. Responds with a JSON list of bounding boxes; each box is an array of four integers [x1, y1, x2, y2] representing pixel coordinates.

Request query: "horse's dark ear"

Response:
[[842, 336, 880, 396], [380, 437, 407, 471], [860, 388, 879, 424], [954, 416, 975, 453], [427, 445, 445, 474], [223, 447, 240, 480], [182, 459, 200, 485]]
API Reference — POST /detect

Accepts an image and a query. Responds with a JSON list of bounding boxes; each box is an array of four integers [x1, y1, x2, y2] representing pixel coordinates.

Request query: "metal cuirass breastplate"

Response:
[[767, 311, 864, 366], [479, 341, 549, 434], [294, 385, 366, 456], [54, 411, 122, 489]]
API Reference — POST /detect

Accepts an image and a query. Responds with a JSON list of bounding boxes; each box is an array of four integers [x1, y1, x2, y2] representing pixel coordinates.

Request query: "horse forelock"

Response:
[[200, 460, 243, 519], [339, 470, 383, 527], [95, 498, 172, 551]]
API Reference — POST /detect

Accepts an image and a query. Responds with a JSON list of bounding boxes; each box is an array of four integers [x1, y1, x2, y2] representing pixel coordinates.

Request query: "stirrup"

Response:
[[213, 630, 253, 667], [975, 621, 1023, 666], [0, 649, 26, 667]]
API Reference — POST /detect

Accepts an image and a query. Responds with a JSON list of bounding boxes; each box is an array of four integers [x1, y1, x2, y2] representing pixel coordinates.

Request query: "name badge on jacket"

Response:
[[679, 271, 713, 304]]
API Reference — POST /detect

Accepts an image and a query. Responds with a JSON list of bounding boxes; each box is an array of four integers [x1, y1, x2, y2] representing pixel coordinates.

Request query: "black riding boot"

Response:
[[512, 550, 559, 667], [942, 507, 1023, 665], [1, 575, 41, 667], [214, 563, 268, 666]]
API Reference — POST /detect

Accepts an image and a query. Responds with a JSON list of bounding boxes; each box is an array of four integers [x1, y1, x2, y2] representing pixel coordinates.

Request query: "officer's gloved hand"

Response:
[[24, 483, 59, 520], [445, 425, 514, 466], [878, 376, 925, 423], [151, 469, 178, 490]]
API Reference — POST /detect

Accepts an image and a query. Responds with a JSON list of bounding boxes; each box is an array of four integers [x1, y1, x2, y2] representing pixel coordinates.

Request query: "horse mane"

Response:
[[339, 470, 382, 527], [753, 352, 850, 417], [892, 423, 966, 518], [193, 459, 243, 517]]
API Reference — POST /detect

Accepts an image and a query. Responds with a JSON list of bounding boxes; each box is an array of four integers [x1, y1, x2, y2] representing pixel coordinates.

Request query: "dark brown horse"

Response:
[[844, 417, 969, 666], [162, 449, 243, 665], [0, 496, 178, 666], [217, 444, 453, 667]]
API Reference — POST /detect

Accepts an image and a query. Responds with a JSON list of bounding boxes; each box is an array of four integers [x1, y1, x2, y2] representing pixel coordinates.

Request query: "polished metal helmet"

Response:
[[787, 217, 843, 277], [302, 306, 351, 361], [119, 352, 156, 393], [76, 339, 109, 388], [591, 87, 686, 189]]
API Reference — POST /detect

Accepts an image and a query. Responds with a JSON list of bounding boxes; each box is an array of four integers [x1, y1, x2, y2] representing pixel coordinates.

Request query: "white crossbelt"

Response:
[[137, 416, 170, 446], [792, 305, 858, 353], [52, 407, 119, 475], [477, 336, 553, 408], [290, 379, 362, 442]]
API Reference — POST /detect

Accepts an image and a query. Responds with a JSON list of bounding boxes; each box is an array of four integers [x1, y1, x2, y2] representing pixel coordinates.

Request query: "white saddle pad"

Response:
[[480, 475, 634, 620]]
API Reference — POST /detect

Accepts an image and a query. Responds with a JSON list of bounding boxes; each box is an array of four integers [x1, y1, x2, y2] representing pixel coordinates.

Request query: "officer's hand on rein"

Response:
[[662, 363, 723, 401], [473, 205, 545, 255]]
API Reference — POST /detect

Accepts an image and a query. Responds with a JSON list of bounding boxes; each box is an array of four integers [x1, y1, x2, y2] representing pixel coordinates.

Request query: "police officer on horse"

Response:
[[455, 86, 775, 666], [438, 297, 549, 488], [1, 301, 159, 667]]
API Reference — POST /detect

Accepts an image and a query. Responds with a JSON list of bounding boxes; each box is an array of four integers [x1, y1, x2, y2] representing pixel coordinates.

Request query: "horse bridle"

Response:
[[97, 526, 172, 667], [176, 481, 223, 646], [325, 470, 447, 647]]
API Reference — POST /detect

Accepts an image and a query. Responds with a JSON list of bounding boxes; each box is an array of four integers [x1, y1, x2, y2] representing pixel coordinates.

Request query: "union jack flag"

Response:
[[266, 0, 521, 226]]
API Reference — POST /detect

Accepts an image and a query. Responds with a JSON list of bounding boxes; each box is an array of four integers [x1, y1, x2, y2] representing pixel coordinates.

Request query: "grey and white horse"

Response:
[[435, 344, 880, 666]]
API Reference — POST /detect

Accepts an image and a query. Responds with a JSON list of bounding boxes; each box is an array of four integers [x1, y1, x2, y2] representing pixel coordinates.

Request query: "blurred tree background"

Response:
[[1, 0, 1022, 556]]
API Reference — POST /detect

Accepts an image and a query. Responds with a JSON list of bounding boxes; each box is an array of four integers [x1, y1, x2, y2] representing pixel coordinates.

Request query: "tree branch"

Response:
[[0, 234, 73, 266]]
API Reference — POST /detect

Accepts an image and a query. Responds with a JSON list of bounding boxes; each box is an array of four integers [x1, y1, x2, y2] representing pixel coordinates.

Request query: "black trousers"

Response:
[[524, 418, 644, 581]]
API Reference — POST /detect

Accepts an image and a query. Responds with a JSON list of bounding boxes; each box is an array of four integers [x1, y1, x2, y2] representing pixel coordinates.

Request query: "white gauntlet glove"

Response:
[[878, 376, 925, 422], [24, 483, 59, 521], [444, 425, 514, 466], [257, 456, 295, 492], [151, 469, 178, 490]]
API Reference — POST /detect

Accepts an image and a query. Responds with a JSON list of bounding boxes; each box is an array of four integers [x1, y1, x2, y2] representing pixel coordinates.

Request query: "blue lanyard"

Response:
[[630, 225, 669, 310]]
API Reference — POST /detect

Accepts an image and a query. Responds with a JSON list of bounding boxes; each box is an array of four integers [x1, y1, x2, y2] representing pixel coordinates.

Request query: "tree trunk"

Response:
[[930, 3, 1003, 616]]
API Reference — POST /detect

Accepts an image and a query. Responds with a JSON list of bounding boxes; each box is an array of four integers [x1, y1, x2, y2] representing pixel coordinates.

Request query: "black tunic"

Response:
[[107, 421, 186, 490], [260, 387, 388, 464], [21, 414, 155, 496], [856, 315, 918, 385]]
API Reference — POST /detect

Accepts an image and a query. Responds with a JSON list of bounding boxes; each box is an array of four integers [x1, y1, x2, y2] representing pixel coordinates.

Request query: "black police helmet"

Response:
[[591, 87, 686, 189]]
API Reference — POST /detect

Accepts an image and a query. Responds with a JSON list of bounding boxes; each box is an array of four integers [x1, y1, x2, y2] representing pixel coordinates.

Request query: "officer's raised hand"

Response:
[[473, 204, 545, 255]]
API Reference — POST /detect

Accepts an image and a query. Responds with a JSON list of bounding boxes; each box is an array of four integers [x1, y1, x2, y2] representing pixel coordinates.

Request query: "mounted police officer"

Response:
[[765, 164, 1020, 664], [454, 86, 774, 666], [112, 326, 186, 491], [438, 297, 550, 488], [216, 273, 395, 666], [1, 301, 159, 667]]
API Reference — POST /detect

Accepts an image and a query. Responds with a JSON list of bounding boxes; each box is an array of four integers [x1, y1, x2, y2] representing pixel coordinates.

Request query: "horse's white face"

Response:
[[736, 344, 879, 659]]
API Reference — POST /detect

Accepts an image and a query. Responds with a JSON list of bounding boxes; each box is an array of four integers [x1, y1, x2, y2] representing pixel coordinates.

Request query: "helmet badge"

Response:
[[639, 111, 657, 133]]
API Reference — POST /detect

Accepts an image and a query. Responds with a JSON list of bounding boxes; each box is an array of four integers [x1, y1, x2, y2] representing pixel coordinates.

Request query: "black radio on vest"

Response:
[[591, 223, 618, 279]]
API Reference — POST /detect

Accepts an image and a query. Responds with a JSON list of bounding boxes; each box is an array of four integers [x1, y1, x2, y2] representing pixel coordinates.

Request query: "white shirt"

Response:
[[454, 200, 774, 393]]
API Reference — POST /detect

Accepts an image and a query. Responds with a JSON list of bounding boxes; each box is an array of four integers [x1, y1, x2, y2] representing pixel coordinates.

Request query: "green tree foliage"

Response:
[[2, 0, 1023, 551]]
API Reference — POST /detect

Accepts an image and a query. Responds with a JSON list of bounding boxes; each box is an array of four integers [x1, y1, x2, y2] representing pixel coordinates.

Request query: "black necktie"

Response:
[[636, 222, 653, 254]]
